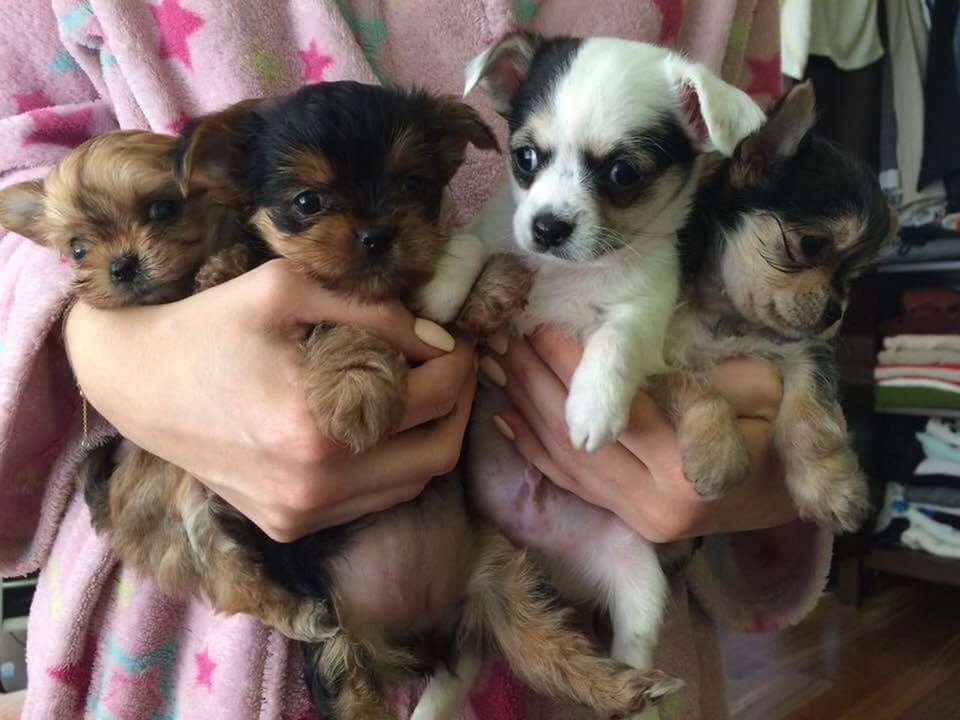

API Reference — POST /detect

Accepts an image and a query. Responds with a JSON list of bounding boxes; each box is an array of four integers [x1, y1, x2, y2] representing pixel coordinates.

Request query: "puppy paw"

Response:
[[454, 253, 534, 338], [415, 233, 488, 324], [611, 668, 684, 718], [565, 370, 630, 453], [677, 402, 750, 499], [304, 326, 408, 453], [789, 448, 871, 533], [194, 242, 253, 291]]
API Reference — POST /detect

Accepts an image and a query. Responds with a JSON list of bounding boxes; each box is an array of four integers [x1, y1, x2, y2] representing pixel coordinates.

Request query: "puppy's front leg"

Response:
[[775, 348, 870, 532], [566, 309, 667, 452], [304, 324, 408, 453], [649, 371, 750, 499], [414, 233, 488, 324]]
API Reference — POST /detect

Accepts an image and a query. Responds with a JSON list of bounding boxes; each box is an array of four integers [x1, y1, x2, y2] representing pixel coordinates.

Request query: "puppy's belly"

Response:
[[330, 475, 475, 639], [467, 387, 626, 600]]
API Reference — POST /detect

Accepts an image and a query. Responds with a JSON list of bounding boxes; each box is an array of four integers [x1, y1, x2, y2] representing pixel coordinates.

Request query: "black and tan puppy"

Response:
[[657, 82, 895, 531], [74, 83, 677, 720]]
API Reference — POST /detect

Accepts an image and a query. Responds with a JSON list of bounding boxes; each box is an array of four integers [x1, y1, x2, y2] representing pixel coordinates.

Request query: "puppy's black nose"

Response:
[[358, 228, 391, 256], [110, 254, 140, 284], [820, 300, 844, 329], [532, 214, 574, 249]]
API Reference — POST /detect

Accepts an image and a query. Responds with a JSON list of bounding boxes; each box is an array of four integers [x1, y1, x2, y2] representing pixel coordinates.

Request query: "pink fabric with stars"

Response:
[[0, 2, 821, 720]]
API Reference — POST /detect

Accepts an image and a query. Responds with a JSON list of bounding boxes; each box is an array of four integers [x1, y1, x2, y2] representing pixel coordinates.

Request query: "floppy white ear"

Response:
[[463, 32, 541, 116], [664, 57, 766, 156]]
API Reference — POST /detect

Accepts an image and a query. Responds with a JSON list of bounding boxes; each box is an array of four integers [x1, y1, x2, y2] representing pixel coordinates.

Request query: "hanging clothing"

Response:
[[780, 0, 884, 79]]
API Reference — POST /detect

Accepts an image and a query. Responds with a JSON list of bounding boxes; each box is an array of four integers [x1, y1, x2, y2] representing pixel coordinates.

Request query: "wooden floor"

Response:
[[719, 580, 960, 720]]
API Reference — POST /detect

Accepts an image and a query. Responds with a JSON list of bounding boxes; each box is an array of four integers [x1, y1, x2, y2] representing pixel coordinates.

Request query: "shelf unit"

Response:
[[836, 254, 960, 605]]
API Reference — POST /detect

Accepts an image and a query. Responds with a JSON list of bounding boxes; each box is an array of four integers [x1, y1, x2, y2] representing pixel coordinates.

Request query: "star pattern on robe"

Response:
[[13, 89, 53, 113], [194, 649, 216, 691], [23, 106, 93, 149], [149, 0, 204, 70], [46, 635, 97, 714], [298, 40, 335, 82]]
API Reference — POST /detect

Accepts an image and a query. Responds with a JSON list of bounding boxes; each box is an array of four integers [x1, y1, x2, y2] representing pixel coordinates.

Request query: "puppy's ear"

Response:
[[435, 97, 500, 152], [0, 180, 46, 241], [174, 99, 263, 202], [737, 81, 816, 165], [464, 32, 542, 116], [664, 57, 767, 157]]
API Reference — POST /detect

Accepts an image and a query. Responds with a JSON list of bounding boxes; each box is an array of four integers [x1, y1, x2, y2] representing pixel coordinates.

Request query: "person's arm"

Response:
[[485, 329, 833, 632], [64, 259, 478, 542]]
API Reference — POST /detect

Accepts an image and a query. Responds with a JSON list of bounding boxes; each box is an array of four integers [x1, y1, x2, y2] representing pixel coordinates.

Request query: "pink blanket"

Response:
[[0, 2, 830, 719]]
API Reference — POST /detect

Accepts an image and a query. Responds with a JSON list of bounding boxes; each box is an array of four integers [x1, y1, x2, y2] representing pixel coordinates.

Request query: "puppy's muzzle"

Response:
[[110, 253, 141, 285], [532, 213, 574, 250]]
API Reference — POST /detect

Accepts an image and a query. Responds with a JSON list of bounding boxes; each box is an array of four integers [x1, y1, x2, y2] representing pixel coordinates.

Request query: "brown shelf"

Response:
[[864, 548, 960, 587]]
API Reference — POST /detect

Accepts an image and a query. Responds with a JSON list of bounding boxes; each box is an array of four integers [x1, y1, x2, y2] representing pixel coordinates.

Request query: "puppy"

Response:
[[0, 130, 234, 306], [80, 83, 677, 720], [657, 81, 895, 530], [463, 33, 767, 719]]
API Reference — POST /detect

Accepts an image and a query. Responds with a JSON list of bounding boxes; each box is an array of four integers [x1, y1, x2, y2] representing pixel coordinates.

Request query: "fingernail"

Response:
[[479, 356, 507, 387], [488, 333, 509, 355], [493, 414, 515, 440], [414, 318, 456, 352]]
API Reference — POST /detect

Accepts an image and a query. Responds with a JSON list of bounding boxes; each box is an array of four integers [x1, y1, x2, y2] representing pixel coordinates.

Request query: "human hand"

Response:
[[480, 329, 796, 542], [65, 258, 477, 541]]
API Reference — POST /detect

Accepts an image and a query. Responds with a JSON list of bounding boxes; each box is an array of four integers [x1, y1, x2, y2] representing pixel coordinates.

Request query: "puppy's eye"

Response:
[[69, 238, 87, 262], [294, 190, 326, 216], [403, 174, 427, 194], [513, 146, 539, 174], [608, 160, 641, 188], [148, 199, 181, 222], [800, 235, 828, 260]]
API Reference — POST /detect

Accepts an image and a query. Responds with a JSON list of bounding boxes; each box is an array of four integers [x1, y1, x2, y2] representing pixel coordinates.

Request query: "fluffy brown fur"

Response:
[[0, 130, 235, 307], [658, 82, 896, 531], [75, 83, 669, 720]]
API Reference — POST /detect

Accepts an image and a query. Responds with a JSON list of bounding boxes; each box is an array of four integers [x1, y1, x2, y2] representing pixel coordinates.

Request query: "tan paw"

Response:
[[454, 253, 533, 338], [789, 448, 871, 533], [677, 402, 750, 500], [612, 668, 684, 717], [194, 242, 253, 291], [305, 326, 408, 453]]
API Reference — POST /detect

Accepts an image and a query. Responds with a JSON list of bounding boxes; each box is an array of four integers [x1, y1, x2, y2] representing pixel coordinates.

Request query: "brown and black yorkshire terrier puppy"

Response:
[[77, 83, 674, 720], [656, 82, 895, 532], [0, 130, 236, 306]]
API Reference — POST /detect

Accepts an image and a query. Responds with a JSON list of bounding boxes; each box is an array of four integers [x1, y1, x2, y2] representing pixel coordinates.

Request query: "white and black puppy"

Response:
[[462, 33, 765, 719]]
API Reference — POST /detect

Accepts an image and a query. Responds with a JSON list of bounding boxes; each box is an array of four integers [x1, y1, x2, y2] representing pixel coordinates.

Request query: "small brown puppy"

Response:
[[0, 130, 235, 306], [83, 82, 676, 720], [656, 82, 895, 531]]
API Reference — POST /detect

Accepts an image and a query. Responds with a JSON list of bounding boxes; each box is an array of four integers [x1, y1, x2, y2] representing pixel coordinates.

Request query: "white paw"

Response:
[[415, 234, 487, 323], [565, 372, 630, 453]]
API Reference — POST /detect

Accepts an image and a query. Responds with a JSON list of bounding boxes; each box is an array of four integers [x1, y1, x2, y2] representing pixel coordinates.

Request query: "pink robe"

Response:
[[0, 1, 828, 718]]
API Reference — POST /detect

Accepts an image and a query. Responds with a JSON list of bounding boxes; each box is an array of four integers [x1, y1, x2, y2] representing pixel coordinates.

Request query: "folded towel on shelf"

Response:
[[916, 431, 960, 462], [884, 335, 960, 351], [926, 417, 960, 447], [915, 457, 960, 477], [878, 349, 960, 365], [903, 472, 960, 489], [875, 482, 960, 558], [905, 484, 960, 506], [875, 364, 960, 382], [875, 381, 960, 412], [880, 288, 960, 335]]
